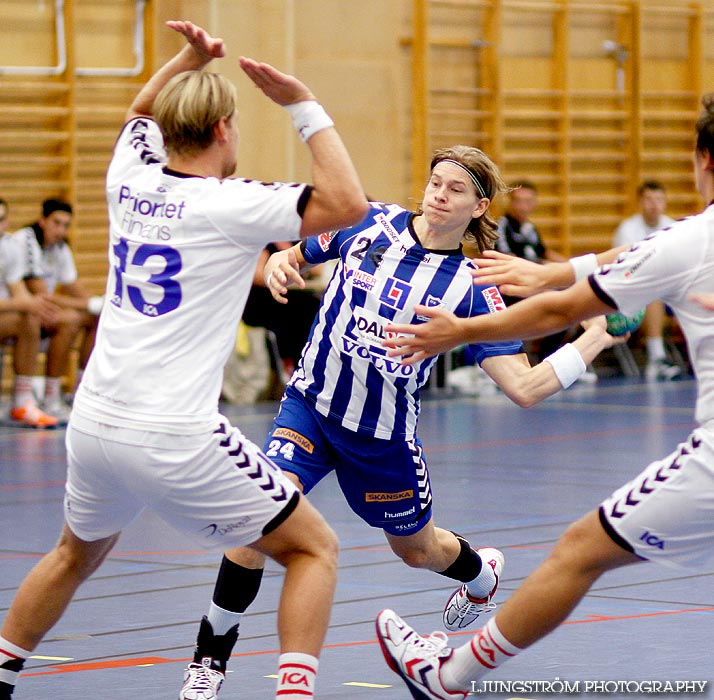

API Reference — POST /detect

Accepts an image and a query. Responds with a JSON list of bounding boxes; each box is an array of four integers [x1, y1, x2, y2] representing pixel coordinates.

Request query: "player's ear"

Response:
[[214, 116, 230, 144], [471, 197, 490, 219]]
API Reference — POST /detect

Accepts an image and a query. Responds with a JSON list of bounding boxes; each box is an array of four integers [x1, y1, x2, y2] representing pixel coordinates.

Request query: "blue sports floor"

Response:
[[1, 377, 712, 699]]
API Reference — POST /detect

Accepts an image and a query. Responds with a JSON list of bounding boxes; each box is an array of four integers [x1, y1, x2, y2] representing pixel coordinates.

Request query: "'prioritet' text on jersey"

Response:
[[118, 184, 187, 241]]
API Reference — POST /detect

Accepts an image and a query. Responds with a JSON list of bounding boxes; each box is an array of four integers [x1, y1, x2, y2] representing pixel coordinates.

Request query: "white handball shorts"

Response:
[[64, 413, 300, 549], [599, 427, 714, 569]]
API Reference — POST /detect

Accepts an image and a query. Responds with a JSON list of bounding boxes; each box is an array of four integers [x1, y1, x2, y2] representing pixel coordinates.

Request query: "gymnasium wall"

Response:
[[1, 0, 713, 293]]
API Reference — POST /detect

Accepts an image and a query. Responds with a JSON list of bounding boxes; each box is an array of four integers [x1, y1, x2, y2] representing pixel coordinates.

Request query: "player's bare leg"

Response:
[[386, 521, 504, 630], [0, 525, 118, 698]]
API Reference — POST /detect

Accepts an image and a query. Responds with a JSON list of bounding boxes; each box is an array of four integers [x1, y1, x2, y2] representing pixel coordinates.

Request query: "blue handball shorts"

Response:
[[264, 387, 433, 535]]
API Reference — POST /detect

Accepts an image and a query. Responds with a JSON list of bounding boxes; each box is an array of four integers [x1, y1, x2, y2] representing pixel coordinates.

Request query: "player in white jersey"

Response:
[[179, 145, 622, 698], [374, 94, 714, 700], [0, 199, 60, 428], [13, 198, 103, 421], [613, 181, 680, 380], [0, 20, 368, 700]]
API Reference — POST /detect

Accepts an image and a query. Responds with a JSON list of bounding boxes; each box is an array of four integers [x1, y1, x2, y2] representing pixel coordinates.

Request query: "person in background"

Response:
[[0, 198, 60, 428], [613, 180, 680, 380], [12, 199, 103, 421]]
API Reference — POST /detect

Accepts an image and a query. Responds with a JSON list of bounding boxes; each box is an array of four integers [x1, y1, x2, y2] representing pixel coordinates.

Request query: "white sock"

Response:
[[0, 635, 31, 689], [441, 617, 521, 691], [465, 555, 497, 600], [12, 376, 35, 408], [646, 337, 666, 363], [44, 377, 61, 404], [276, 652, 318, 699], [206, 601, 242, 636]]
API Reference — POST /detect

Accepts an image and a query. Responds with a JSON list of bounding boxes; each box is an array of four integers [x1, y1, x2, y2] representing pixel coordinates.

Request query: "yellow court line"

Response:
[[30, 655, 73, 661]]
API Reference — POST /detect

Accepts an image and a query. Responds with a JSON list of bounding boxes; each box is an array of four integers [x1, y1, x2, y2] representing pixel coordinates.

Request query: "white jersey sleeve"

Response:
[[11, 227, 44, 279], [592, 206, 714, 427], [0, 235, 25, 298]]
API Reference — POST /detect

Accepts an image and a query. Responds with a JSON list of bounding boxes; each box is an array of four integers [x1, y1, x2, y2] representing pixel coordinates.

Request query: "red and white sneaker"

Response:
[[443, 547, 504, 631], [9, 401, 58, 429], [376, 609, 466, 700]]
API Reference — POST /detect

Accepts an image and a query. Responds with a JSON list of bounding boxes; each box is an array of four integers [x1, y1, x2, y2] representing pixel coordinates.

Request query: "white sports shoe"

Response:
[[645, 359, 682, 381], [41, 399, 72, 425], [179, 660, 225, 700], [376, 609, 466, 700], [443, 547, 504, 631]]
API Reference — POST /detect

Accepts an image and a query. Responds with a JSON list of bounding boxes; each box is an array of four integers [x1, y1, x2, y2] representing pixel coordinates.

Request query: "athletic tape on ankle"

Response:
[[285, 101, 334, 142], [543, 343, 586, 388], [569, 253, 597, 282]]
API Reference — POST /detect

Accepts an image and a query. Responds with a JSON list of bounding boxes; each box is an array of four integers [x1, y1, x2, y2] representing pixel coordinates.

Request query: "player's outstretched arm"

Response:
[[481, 316, 622, 407], [239, 58, 368, 238], [384, 280, 613, 365], [126, 21, 225, 121], [471, 246, 627, 298]]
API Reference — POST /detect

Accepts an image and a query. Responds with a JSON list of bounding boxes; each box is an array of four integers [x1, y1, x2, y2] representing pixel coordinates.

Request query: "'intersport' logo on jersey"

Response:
[[346, 268, 378, 292], [380, 278, 412, 310], [482, 286, 506, 313]]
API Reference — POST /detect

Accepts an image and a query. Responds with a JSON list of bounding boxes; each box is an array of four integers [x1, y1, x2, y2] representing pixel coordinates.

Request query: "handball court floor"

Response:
[[1, 377, 712, 700]]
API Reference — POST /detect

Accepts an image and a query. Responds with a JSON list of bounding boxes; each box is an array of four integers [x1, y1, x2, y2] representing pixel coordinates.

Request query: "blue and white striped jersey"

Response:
[[291, 202, 523, 440]]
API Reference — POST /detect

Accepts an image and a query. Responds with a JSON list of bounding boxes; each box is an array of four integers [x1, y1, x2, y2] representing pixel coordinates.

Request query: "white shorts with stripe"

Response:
[[599, 427, 714, 569], [64, 413, 300, 549]]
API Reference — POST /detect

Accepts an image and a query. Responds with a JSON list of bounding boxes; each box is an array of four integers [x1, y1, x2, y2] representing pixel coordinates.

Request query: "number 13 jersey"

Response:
[[73, 118, 310, 434]]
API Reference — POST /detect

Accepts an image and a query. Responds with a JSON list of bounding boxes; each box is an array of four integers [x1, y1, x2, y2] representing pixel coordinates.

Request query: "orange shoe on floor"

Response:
[[9, 401, 59, 429]]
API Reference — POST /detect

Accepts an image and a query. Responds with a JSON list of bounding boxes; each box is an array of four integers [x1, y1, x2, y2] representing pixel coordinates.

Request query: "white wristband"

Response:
[[543, 343, 586, 389], [87, 295, 104, 315], [285, 101, 334, 142], [569, 253, 598, 282]]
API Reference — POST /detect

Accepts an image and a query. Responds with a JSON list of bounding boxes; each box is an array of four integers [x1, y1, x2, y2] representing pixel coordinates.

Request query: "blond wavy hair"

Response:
[[153, 70, 237, 156]]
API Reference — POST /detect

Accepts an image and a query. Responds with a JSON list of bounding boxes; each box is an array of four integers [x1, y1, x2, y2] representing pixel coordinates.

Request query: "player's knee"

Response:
[[550, 512, 608, 572], [394, 544, 431, 570], [54, 535, 112, 582]]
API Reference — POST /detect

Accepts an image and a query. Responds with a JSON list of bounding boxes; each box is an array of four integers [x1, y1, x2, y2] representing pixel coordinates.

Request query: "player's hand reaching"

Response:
[[239, 58, 316, 106], [265, 246, 306, 304], [472, 250, 558, 298], [166, 20, 226, 62], [580, 315, 628, 349], [383, 305, 466, 365]]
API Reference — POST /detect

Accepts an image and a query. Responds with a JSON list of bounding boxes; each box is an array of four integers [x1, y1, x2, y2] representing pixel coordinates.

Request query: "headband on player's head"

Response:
[[435, 159, 487, 199]]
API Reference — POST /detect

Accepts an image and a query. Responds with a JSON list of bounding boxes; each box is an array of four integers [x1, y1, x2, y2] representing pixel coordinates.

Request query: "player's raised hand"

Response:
[[166, 20, 226, 62], [239, 57, 316, 106], [383, 305, 466, 365], [472, 250, 554, 298]]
